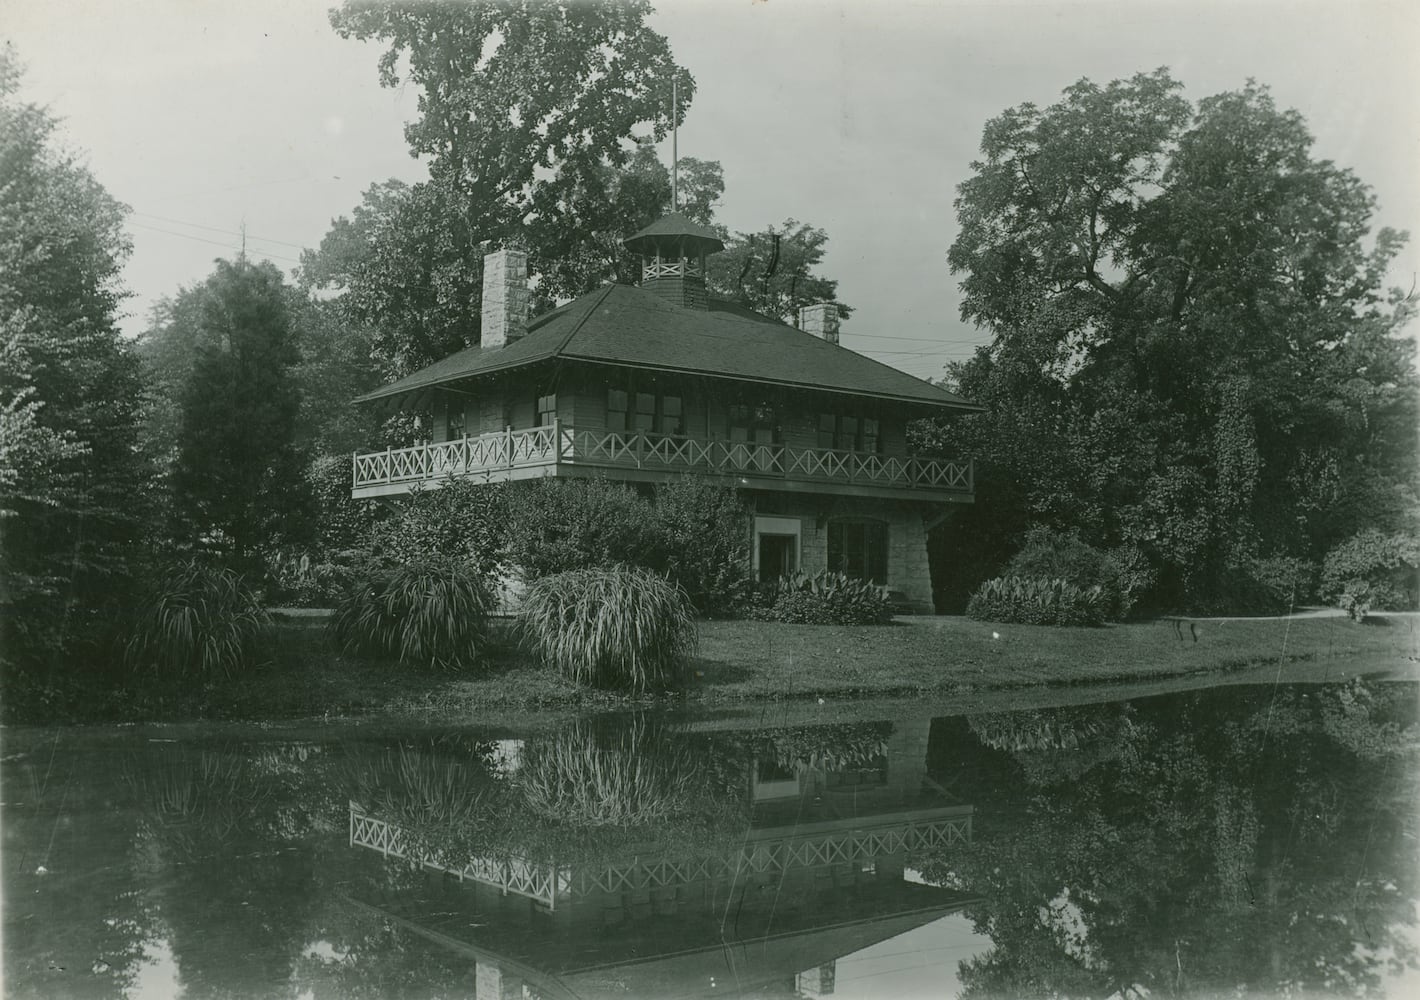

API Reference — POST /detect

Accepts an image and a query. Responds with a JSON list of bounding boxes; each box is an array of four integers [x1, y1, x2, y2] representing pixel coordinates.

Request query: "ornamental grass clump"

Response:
[[333, 557, 493, 670], [518, 565, 696, 690], [124, 561, 269, 677], [966, 575, 1105, 627]]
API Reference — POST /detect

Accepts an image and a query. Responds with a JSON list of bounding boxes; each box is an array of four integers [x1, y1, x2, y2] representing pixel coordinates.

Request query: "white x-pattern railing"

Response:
[[353, 419, 972, 495], [350, 801, 969, 908], [350, 803, 567, 908]]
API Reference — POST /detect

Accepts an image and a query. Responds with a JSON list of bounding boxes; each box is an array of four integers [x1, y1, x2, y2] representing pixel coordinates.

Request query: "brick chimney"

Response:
[[799, 303, 840, 345], [480, 247, 529, 348]]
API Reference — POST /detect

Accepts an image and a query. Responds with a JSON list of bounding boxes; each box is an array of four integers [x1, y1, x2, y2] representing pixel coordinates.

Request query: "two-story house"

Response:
[[350, 214, 978, 612]]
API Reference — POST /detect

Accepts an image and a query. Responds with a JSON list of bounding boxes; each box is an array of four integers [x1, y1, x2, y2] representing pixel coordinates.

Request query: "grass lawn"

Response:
[[7, 613, 1414, 726]]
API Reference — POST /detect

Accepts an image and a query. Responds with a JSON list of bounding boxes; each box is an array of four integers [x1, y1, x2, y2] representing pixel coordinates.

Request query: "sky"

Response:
[[4, 0, 1417, 384]]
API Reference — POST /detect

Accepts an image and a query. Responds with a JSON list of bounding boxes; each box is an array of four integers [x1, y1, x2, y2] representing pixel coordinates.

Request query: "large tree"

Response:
[[168, 259, 306, 564], [0, 47, 154, 658], [307, 0, 692, 376], [707, 218, 851, 325], [932, 70, 1417, 607]]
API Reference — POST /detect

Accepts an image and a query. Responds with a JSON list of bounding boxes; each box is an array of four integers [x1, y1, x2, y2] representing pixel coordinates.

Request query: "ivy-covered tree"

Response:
[[928, 69, 1417, 609], [0, 46, 155, 661], [169, 259, 306, 565]]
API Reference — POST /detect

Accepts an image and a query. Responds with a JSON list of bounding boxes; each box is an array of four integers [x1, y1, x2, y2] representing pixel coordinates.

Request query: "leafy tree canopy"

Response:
[[0, 45, 154, 657], [707, 218, 850, 325], [305, 0, 691, 376], [928, 69, 1417, 608]]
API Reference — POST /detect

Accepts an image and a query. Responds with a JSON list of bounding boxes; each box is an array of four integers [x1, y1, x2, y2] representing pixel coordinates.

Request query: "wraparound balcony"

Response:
[[351, 420, 974, 502]]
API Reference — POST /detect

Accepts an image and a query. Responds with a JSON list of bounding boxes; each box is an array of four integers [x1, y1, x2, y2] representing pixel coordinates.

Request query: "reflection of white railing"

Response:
[[573, 814, 971, 896], [349, 802, 567, 908], [352, 419, 972, 495], [349, 800, 970, 907]]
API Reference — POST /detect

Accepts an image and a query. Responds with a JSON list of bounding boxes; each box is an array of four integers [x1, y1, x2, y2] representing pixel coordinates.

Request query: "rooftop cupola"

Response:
[[623, 213, 724, 310]]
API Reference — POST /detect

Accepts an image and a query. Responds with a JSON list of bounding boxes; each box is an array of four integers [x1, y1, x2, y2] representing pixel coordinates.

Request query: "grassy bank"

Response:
[[5, 613, 1413, 727]]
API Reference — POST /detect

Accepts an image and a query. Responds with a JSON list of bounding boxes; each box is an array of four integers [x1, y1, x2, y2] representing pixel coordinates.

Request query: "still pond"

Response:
[[4, 680, 1417, 999]]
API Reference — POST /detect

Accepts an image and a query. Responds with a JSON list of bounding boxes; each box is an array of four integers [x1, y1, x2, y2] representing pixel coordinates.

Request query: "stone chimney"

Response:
[[799, 303, 840, 345], [480, 247, 529, 348]]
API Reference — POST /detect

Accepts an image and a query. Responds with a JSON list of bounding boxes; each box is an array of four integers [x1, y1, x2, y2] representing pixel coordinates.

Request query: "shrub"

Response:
[[1005, 527, 1127, 618], [754, 571, 893, 626], [1102, 543, 1156, 619], [332, 557, 494, 670], [262, 548, 356, 607], [504, 478, 657, 580], [518, 565, 696, 690], [362, 477, 507, 581], [966, 575, 1106, 626], [1247, 555, 1316, 610], [651, 477, 752, 616], [124, 561, 270, 677], [1321, 530, 1420, 617], [307, 453, 381, 552]]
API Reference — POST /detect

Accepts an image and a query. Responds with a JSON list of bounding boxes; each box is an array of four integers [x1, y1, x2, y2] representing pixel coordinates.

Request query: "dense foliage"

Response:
[[706, 218, 851, 324], [753, 571, 894, 626], [123, 561, 269, 677], [163, 260, 307, 565], [966, 576, 1107, 627], [518, 565, 696, 690], [1002, 527, 1152, 619], [922, 680, 1418, 996], [1320, 528, 1420, 620], [332, 557, 493, 671], [505, 476, 750, 616], [1, 49, 155, 664], [922, 69, 1418, 612], [309, 0, 690, 375]]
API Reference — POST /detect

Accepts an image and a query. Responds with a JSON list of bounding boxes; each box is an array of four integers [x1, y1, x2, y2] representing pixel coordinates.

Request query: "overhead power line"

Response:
[[128, 220, 304, 266], [132, 211, 311, 251]]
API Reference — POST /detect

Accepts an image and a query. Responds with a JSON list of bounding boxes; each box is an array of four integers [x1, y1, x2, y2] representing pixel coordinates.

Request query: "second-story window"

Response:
[[607, 389, 629, 432], [729, 403, 777, 444], [817, 413, 881, 452], [608, 383, 683, 435]]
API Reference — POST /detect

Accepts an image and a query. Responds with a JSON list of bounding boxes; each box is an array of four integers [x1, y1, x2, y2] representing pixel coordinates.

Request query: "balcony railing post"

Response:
[[553, 416, 562, 467], [505, 425, 514, 468], [351, 450, 358, 489]]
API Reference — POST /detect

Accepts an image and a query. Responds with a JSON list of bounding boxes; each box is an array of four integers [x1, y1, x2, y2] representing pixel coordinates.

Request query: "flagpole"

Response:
[[671, 76, 678, 212]]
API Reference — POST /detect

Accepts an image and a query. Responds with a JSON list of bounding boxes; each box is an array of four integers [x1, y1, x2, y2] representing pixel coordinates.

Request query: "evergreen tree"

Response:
[[170, 258, 306, 566]]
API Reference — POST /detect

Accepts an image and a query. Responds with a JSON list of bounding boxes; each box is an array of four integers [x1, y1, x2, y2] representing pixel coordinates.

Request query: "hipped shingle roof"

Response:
[[355, 283, 978, 411]]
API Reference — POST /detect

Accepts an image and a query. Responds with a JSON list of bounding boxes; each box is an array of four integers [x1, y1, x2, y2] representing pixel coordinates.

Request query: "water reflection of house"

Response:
[[347, 719, 974, 999]]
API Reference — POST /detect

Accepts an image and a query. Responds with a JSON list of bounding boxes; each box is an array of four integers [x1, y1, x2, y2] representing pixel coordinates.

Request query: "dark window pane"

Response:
[[636, 392, 656, 415], [839, 416, 858, 451], [608, 389, 627, 412], [663, 396, 682, 417], [634, 412, 655, 432], [818, 413, 837, 449], [863, 418, 880, 453]]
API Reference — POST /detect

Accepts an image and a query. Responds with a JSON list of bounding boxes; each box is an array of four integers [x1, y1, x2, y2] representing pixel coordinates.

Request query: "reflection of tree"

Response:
[[3, 747, 154, 999], [925, 680, 1419, 997], [127, 746, 336, 999]]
